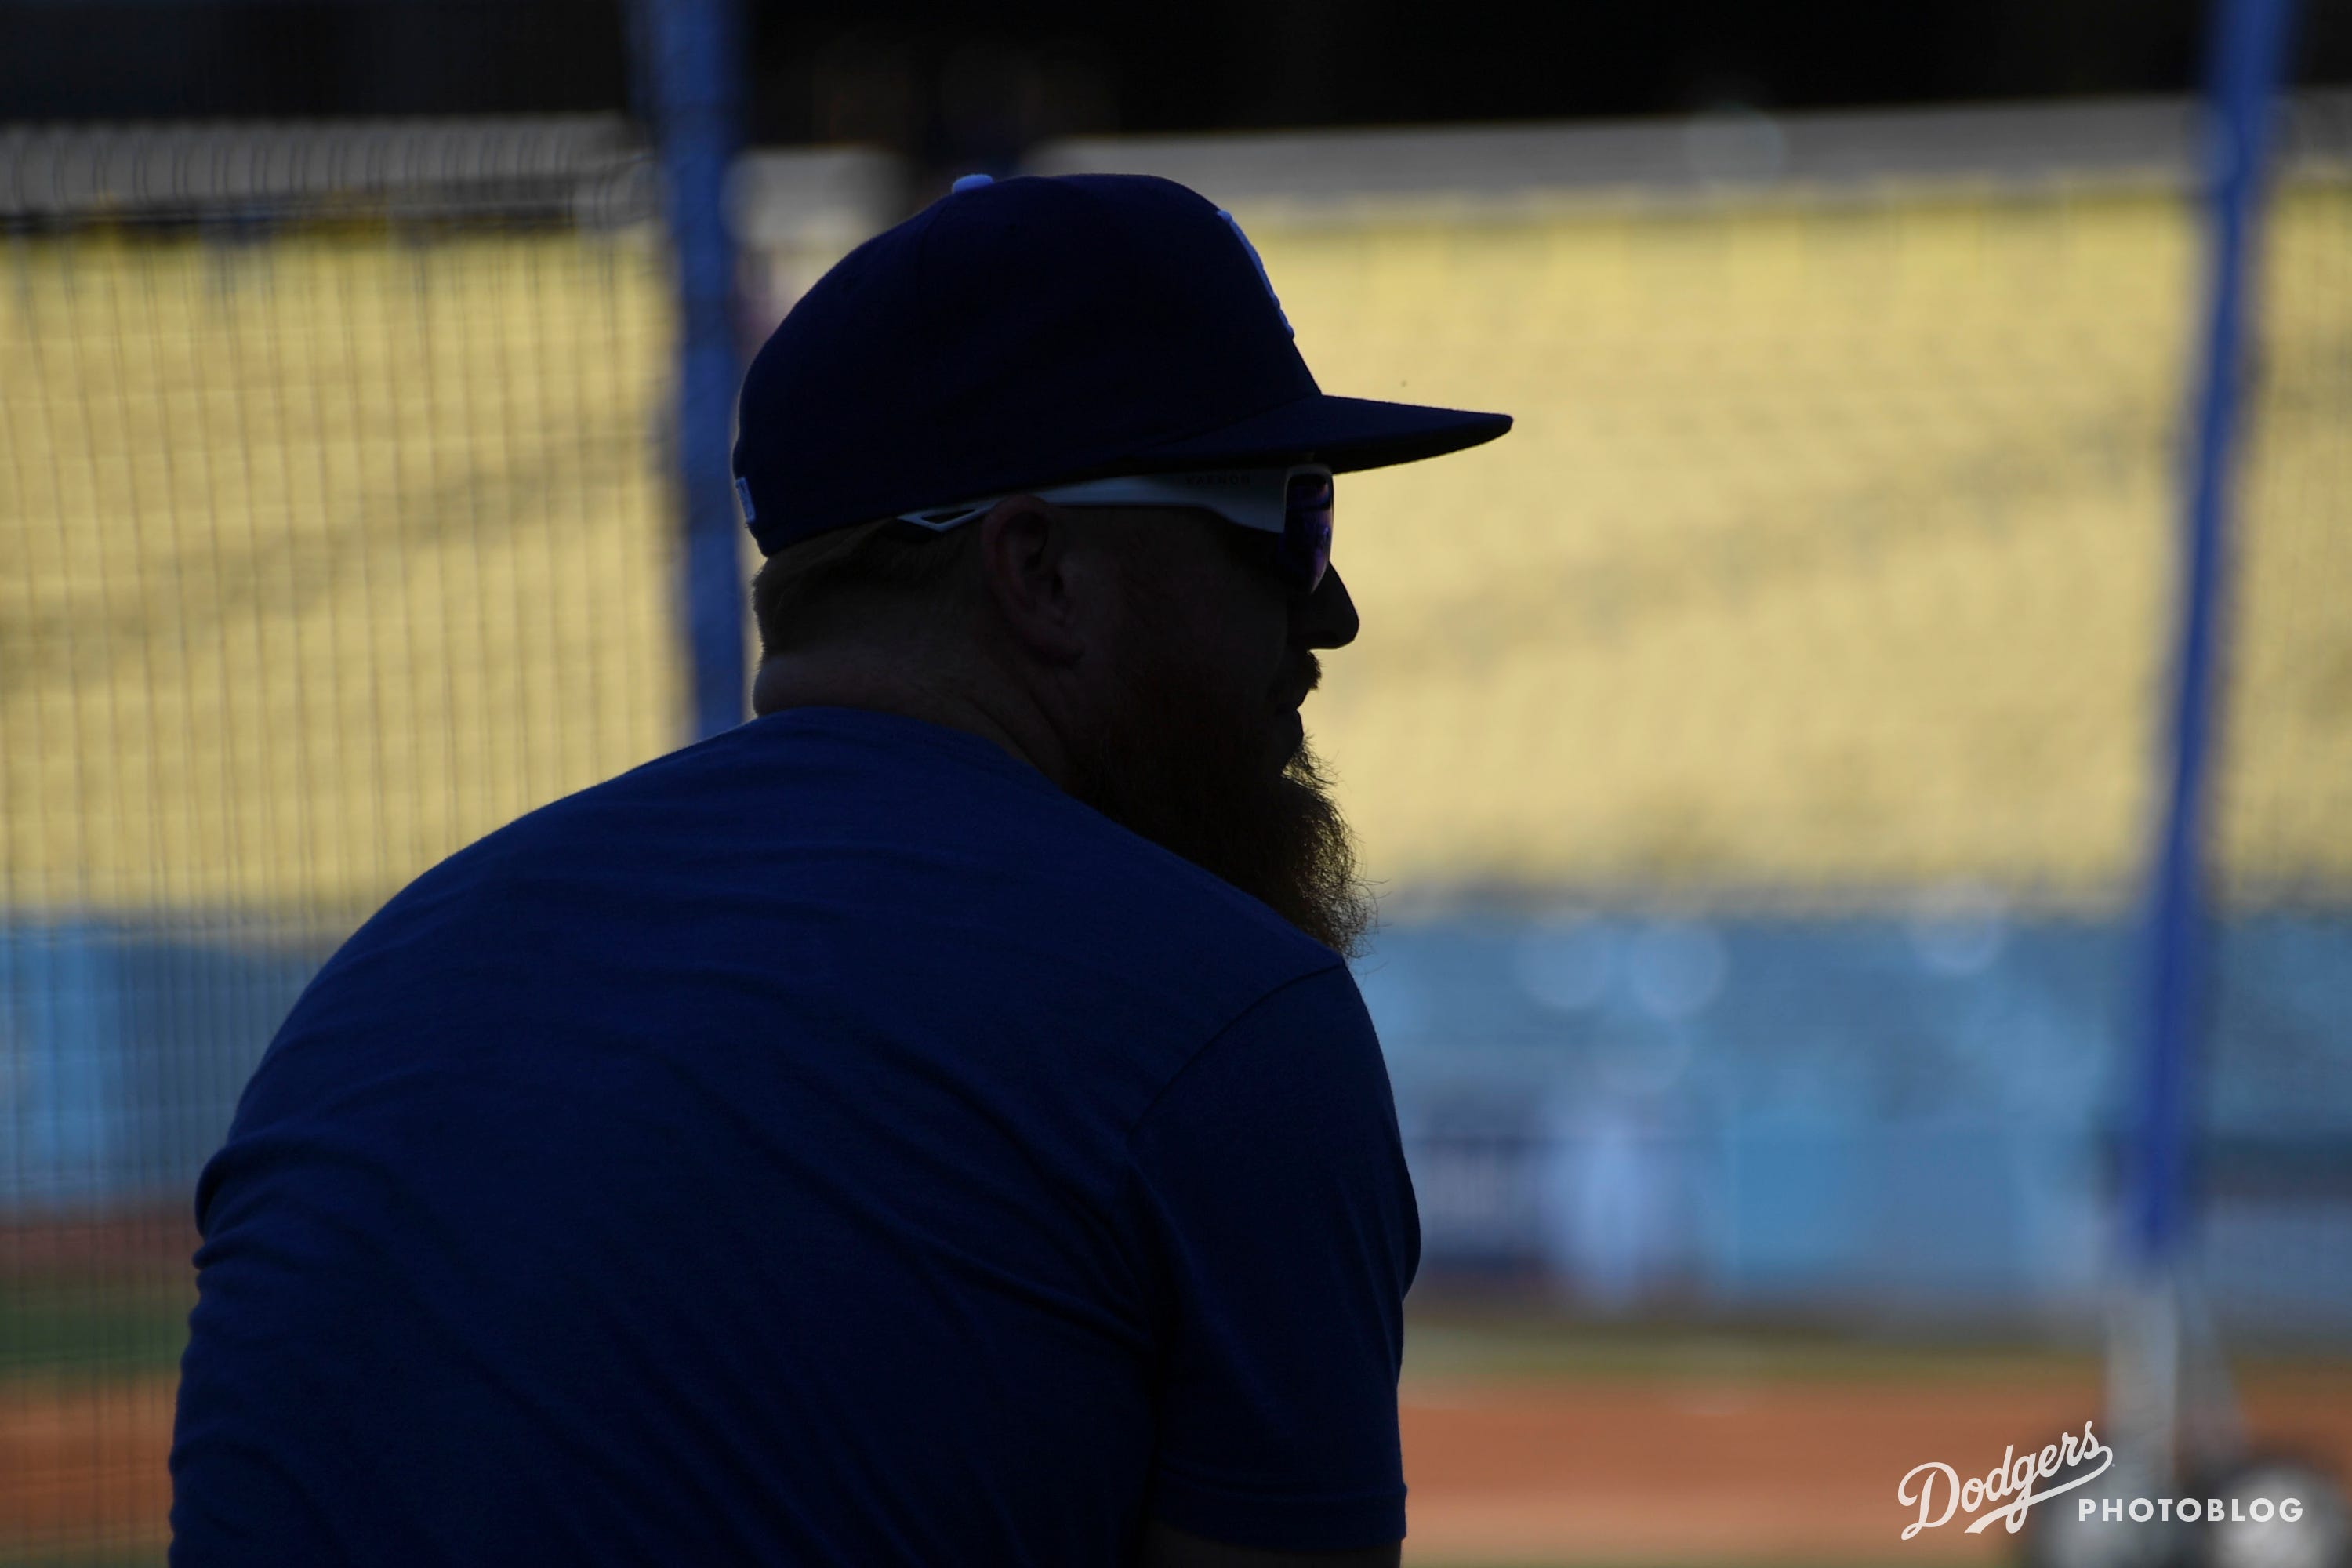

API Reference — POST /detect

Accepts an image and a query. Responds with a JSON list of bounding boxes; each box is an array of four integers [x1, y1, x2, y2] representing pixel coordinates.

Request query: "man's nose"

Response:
[[1295, 564, 1359, 650]]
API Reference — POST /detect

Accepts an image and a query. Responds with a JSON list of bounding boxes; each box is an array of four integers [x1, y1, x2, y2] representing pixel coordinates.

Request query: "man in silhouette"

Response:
[[172, 172, 1510, 1566]]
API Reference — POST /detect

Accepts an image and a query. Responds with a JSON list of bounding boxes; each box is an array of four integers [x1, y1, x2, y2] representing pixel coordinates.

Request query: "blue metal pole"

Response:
[[2130, 0, 2298, 1272], [639, 0, 748, 741]]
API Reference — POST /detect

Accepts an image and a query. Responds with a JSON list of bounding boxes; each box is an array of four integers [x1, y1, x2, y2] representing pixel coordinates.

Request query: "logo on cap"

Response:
[[1217, 209, 1293, 339], [735, 475, 757, 524]]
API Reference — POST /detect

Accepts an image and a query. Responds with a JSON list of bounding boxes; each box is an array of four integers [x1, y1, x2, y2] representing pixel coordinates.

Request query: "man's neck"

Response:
[[750, 651, 1069, 789]]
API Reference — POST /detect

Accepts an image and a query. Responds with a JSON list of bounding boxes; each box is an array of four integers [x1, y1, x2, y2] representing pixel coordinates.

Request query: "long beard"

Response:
[[1063, 630, 1376, 960]]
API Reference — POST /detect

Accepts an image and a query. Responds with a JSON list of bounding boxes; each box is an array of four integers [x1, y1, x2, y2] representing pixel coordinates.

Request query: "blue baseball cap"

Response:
[[731, 172, 1512, 557]]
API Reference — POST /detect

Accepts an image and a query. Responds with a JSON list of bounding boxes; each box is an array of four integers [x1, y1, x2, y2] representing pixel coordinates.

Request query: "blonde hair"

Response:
[[750, 517, 980, 656]]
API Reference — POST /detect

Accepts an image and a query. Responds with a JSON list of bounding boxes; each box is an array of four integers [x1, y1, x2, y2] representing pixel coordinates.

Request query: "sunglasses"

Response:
[[895, 464, 1336, 596]]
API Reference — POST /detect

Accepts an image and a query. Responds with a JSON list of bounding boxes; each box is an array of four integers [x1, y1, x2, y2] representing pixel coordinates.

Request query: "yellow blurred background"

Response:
[[8, 176, 2350, 917]]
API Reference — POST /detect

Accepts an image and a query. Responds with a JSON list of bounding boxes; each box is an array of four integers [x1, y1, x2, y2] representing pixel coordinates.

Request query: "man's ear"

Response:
[[978, 495, 1089, 663]]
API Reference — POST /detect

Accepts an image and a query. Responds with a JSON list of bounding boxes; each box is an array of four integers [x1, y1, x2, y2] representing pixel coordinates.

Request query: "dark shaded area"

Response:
[[755, 0, 2225, 161], [2, 0, 2347, 158], [0, 1, 632, 119]]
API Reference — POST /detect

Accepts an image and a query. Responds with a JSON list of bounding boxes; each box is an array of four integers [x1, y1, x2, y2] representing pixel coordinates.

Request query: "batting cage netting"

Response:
[[5, 93, 2349, 1563]]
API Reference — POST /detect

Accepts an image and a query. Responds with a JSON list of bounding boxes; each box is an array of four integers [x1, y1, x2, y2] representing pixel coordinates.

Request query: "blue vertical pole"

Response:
[[639, 0, 748, 740], [2130, 0, 2297, 1275]]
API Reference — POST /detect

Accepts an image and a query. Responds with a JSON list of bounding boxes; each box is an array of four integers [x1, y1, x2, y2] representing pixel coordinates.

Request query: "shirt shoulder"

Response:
[[1120, 963, 1420, 1552], [257, 706, 1342, 1111], [542, 706, 1334, 987]]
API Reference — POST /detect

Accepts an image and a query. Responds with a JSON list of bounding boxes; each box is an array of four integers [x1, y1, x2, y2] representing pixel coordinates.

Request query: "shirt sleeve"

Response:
[[1123, 962, 1422, 1553]]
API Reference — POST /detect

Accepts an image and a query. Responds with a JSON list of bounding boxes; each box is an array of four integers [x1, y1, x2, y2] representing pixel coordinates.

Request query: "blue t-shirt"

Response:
[[170, 706, 1420, 1565]]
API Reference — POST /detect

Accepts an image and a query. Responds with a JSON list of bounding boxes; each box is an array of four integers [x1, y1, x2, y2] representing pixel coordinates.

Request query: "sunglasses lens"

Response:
[[1280, 470, 1334, 593]]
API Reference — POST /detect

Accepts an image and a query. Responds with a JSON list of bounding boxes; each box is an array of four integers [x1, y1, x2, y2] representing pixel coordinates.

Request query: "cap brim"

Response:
[[1133, 391, 1512, 474]]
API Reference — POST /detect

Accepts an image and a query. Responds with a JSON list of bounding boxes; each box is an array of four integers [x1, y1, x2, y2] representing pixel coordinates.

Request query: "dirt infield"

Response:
[[8, 1365, 2350, 1565], [0, 1210, 196, 1274], [2, 1377, 175, 1561], [1399, 1366, 2352, 1564]]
